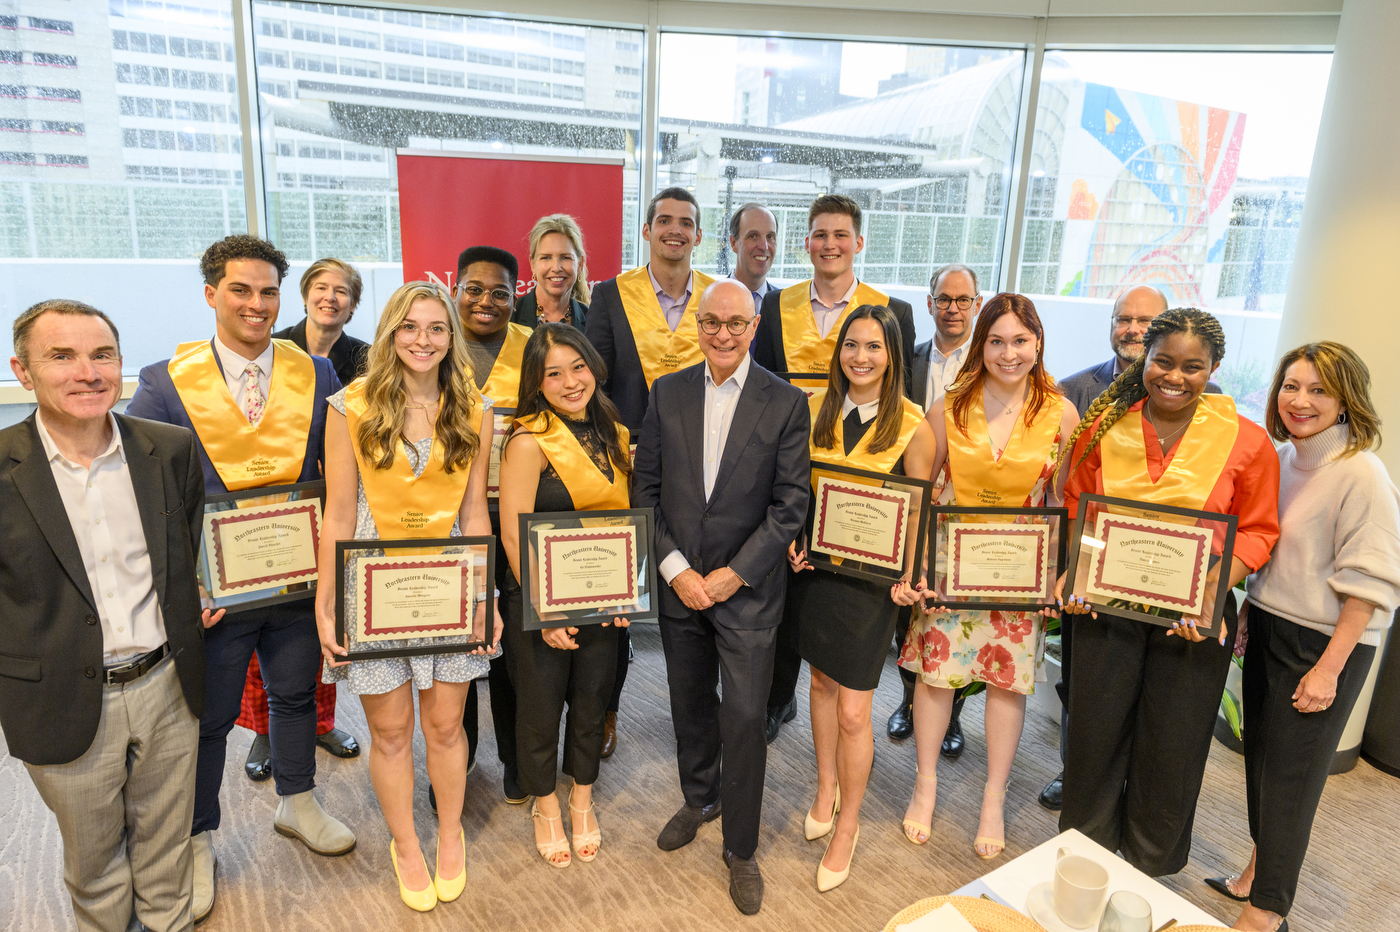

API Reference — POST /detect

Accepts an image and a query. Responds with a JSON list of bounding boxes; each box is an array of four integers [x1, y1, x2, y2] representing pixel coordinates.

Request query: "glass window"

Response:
[[658, 35, 1023, 319], [251, 1, 643, 340], [1, 0, 245, 382], [1013, 51, 1332, 421]]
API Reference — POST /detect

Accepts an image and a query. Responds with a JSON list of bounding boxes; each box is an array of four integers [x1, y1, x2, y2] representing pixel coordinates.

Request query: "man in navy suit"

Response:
[[728, 202, 779, 314], [633, 279, 810, 915], [127, 236, 353, 922]]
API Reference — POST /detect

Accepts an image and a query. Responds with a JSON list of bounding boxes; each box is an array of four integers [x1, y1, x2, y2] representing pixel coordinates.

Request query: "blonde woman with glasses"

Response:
[[315, 281, 503, 913]]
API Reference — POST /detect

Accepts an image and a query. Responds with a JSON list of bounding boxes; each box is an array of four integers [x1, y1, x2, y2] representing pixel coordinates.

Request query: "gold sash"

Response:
[[478, 322, 532, 410], [342, 378, 477, 538], [946, 391, 1065, 507], [1101, 394, 1238, 511], [809, 394, 923, 474], [167, 339, 315, 491], [514, 412, 630, 511], [615, 265, 716, 389], [779, 280, 892, 373]]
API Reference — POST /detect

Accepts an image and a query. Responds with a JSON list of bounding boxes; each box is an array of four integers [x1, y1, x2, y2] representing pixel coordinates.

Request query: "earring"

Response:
[[1337, 411, 1349, 425]]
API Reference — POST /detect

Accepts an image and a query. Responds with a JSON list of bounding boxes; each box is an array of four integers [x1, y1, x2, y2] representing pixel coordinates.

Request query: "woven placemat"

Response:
[[883, 895, 1049, 932]]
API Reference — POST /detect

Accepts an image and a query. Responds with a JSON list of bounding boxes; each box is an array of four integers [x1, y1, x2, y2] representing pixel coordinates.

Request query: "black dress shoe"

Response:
[[244, 734, 272, 782], [941, 701, 965, 759], [502, 764, 526, 805], [1204, 876, 1250, 902], [657, 801, 722, 851], [723, 849, 764, 915], [1039, 772, 1064, 811], [887, 701, 913, 740], [315, 727, 360, 759], [765, 697, 797, 744]]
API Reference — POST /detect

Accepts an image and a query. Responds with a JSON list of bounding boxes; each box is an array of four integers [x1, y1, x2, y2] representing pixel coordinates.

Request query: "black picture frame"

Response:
[[802, 460, 933, 585], [1063, 493, 1238, 634], [923, 505, 1069, 612], [486, 405, 515, 506], [518, 508, 657, 632], [197, 479, 326, 614], [334, 536, 495, 661]]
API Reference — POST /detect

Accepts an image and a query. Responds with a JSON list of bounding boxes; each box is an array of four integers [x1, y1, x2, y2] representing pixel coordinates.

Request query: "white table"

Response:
[[952, 829, 1225, 929]]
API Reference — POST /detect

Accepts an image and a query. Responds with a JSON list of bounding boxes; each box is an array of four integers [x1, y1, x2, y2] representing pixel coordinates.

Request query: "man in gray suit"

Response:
[[633, 279, 810, 916], [2, 300, 217, 932], [728, 202, 779, 314]]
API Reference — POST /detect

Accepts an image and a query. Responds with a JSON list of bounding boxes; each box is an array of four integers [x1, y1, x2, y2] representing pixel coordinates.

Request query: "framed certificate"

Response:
[[486, 407, 515, 502], [777, 372, 830, 399], [803, 462, 933, 584], [1063, 494, 1238, 634], [518, 508, 656, 631], [197, 480, 325, 613], [335, 536, 494, 661], [925, 506, 1068, 611]]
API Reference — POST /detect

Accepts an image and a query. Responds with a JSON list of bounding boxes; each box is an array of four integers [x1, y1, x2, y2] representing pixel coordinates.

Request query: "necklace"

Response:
[[1144, 407, 1191, 449], [405, 395, 440, 412], [984, 385, 1024, 417]]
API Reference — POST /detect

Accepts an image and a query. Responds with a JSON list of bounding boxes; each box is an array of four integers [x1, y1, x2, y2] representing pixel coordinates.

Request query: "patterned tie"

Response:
[[243, 362, 265, 425]]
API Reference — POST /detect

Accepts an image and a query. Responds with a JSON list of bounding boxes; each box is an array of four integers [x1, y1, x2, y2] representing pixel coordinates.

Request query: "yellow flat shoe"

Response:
[[816, 825, 859, 893], [391, 840, 438, 912], [804, 783, 841, 841], [434, 830, 466, 903]]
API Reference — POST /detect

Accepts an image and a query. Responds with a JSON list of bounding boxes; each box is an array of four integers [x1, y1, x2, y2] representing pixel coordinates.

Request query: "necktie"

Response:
[[244, 362, 265, 425]]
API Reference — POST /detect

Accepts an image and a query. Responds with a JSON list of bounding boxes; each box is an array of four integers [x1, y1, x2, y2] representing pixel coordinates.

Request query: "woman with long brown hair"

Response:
[[315, 281, 502, 912], [895, 293, 1080, 859], [786, 304, 935, 891], [498, 323, 633, 868]]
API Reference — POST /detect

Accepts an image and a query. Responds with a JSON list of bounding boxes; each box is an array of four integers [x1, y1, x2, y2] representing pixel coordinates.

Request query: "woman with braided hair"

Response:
[[1056, 307, 1280, 879]]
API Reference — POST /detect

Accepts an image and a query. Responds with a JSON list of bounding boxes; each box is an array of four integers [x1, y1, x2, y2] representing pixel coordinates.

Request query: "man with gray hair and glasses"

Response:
[[2, 299, 215, 932], [1040, 282, 1218, 812]]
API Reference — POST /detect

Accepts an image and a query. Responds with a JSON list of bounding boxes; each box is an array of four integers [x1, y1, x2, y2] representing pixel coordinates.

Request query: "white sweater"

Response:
[[1247, 424, 1400, 646]]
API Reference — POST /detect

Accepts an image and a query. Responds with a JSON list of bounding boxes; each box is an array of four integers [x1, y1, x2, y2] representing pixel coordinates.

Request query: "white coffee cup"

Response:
[[1052, 846, 1110, 928]]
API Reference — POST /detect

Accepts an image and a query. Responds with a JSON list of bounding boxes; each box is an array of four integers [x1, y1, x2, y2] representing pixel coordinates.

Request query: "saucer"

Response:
[[1025, 881, 1101, 932]]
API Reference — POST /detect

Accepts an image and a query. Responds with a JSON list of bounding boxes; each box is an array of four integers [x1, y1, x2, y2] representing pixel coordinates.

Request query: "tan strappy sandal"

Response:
[[902, 770, 937, 845], [568, 787, 601, 862], [530, 800, 571, 868]]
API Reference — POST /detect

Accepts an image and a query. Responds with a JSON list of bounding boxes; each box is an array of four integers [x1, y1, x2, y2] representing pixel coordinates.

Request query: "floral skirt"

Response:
[[898, 608, 1044, 695]]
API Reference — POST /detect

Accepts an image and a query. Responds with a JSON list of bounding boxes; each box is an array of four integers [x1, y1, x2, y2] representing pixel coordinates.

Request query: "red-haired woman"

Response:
[[894, 294, 1080, 859]]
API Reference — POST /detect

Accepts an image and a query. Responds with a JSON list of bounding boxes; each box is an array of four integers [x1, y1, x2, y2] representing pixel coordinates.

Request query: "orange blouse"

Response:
[[1065, 399, 1281, 571]]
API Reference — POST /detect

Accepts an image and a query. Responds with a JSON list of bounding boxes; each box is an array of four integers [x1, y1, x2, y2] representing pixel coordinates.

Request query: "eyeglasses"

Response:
[[396, 321, 451, 343], [457, 284, 514, 306], [933, 295, 975, 310], [1113, 315, 1157, 329], [697, 315, 756, 336]]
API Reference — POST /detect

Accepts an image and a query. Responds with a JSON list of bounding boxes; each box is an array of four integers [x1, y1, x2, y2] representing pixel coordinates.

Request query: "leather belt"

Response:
[[103, 643, 170, 686]]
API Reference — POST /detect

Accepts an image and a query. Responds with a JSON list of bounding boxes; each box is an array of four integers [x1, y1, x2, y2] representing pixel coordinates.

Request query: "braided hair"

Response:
[[1062, 307, 1227, 476]]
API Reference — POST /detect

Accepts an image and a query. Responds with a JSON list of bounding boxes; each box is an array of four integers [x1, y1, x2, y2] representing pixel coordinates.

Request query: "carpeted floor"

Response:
[[3, 624, 1396, 931]]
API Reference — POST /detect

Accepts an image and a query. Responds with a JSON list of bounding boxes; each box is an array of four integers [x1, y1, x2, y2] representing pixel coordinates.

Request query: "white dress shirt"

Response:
[[647, 265, 694, 333], [810, 278, 859, 339], [36, 411, 166, 666], [840, 394, 880, 425], [213, 334, 274, 418], [659, 352, 752, 584], [925, 338, 973, 410]]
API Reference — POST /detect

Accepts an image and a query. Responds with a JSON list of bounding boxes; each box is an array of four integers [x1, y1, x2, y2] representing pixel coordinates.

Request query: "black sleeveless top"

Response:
[[534, 416, 616, 512]]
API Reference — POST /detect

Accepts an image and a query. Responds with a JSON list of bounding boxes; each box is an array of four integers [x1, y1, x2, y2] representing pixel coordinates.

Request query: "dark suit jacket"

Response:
[[632, 362, 811, 630], [126, 340, 340, 495], [1058, 357, 1222, 420], [512, 291, 588, 330], [0, 414, 206, 765], [911, 338, 934, 410], [583, 276, 652, 433], [274, 318, 369, 387], [753, 285, 917, 398]]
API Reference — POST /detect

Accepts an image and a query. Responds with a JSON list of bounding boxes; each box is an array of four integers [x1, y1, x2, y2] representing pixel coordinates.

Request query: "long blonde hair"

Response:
[[355, 281, 480, 472], [527, 213, 590, 304]]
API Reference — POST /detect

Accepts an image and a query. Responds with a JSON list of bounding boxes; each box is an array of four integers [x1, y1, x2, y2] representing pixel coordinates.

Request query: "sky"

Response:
[[658, 36, 1332, 181]]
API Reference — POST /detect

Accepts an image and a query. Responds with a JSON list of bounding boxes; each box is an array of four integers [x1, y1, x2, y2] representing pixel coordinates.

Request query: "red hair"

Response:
[[947, 292, 1061, 434]]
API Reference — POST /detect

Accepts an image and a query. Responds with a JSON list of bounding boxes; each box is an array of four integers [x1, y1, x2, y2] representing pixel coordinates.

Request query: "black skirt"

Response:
[[792, 567, 900, 691]]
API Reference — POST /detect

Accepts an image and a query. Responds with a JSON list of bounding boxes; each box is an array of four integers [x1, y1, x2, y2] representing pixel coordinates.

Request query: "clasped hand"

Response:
[[543, 616, 630, 651], [670, 566, 742, 611]]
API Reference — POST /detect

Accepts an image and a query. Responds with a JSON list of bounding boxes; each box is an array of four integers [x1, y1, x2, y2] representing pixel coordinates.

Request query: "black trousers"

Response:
[[766, 610, 802, 710], [504, 618, 619, 797], [1060, 595, 1236, 876], [660, 608, 778, 860], [464, 558, 519, 770], [607, 626, 629, 713], [1243, 607, 1375, 916], [1054, 614, 1075, 763]]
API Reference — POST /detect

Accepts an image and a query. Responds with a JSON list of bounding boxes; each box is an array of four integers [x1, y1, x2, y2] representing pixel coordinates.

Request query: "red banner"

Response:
[[396, 152, 625, 294]]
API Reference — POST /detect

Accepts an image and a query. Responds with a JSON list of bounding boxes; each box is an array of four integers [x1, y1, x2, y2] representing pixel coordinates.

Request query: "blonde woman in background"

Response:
[[316, 281, 502, 913], [514, 214, 590, 330]]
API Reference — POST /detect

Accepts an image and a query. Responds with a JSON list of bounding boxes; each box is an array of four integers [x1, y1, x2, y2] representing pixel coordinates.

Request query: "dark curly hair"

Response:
[[200, 235, 290, 287]]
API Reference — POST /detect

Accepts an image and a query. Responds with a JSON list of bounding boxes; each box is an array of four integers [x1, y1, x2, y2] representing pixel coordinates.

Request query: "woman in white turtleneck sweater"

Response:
[[1207, 343, 1400, 932]]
